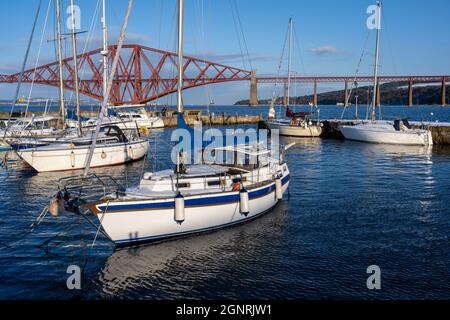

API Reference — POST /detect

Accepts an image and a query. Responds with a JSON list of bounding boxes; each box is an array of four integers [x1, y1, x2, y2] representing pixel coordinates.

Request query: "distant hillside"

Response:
[[235, 82, 449, 106]]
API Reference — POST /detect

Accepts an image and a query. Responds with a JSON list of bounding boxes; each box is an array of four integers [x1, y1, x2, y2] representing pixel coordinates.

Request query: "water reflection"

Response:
[[90, 201, 289, 299]]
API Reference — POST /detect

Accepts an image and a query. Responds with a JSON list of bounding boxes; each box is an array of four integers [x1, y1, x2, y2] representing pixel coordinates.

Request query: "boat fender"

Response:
[[48, 193, 62, 217], [129, 145, 134, 159], [174, 192, 185, 224], [239, 188, 250, 216], [275, 178, 283, 200]]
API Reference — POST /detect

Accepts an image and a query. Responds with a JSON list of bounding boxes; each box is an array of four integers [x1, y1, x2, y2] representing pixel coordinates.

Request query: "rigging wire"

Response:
[[340, 29, 371, 120], [4, 0, 43, 138], [231, 0, 253, 71], [272, 22, 290, 119], [25, 0, 53, 118], [83, 0, 134, 176], [66, 0, 102, 108]]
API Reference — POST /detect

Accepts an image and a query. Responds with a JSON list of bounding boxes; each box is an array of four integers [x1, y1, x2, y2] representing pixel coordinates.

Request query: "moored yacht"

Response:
[[267, 18, 322, 138], [340, 120, 433, 146], [16, 125, 148, 172], [339, 2, 433, 146], [53, 0, 292, 246]]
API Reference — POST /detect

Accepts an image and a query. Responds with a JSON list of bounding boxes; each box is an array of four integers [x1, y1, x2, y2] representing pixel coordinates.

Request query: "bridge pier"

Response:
[[250, 70, 258, 106], [313, 80, 318, 106], [344, 80, 349, 107], [408, 80, 413, 107], [442, 79, 447, 107]]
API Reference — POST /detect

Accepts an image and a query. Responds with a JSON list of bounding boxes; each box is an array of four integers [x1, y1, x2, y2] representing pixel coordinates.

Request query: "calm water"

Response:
[[0, 106, 449, 300]]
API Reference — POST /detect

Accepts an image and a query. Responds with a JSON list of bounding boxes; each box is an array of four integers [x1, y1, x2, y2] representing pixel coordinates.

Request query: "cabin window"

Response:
[[207, 180, 221, 187], [176, 182, 190, 189], [232, 177, 247, 184]]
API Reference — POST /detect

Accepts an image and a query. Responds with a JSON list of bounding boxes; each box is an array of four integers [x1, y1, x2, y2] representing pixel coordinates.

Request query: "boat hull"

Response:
[[340, 125, 433, 146], [90, 175, 290, 245], [17, 140, 149, 172], [135, 118, 165, 129], [268, 122, 322, 137]]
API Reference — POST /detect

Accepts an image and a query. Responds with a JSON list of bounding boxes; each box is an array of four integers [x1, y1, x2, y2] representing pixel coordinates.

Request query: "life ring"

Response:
[[232, 182, 241, 192]]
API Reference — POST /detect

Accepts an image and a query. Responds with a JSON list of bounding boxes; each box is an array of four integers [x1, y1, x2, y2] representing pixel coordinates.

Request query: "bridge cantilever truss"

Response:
[[0, 44, 252, 105]]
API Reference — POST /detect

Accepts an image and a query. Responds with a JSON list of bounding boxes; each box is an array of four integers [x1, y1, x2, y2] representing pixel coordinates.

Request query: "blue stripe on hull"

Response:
[[98, 174, 290, 212], [115, 200, 283, 246]]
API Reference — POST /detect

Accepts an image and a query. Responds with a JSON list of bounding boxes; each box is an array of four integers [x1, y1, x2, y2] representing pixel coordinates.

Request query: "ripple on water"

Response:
[[0, 127, 450, 299]]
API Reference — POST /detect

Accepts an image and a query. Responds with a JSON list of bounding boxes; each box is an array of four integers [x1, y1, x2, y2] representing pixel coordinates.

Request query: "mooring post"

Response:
[[313, 79, 318, 106], [442, 79, 447, 107], [408, 80, 413, 107], [344, 79, 349, 107], [250, 70, 258, 106]]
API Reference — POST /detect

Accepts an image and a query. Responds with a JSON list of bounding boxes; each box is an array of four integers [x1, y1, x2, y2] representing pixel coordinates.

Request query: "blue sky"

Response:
[[0, 0, 449, 105]]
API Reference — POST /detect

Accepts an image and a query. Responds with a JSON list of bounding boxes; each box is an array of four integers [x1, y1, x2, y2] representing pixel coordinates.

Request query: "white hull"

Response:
[[268, 122, 322, 137], [90, 175, 290, 245], [340, 124, 433, 146], [134, 117, 165, 129], [17, 140, 149, 172]]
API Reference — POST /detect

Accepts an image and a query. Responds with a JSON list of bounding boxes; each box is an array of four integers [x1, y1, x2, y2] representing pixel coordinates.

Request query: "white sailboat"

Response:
[[15, 0, 149, 172], [268, 18, 322, 138], [340, 1, 433, 146], [116, 108, 165, 129], [55, 0, 291, 246]]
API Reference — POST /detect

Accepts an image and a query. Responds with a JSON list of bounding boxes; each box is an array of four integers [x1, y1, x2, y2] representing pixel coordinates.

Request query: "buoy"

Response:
[[101, 151, 107, 159], [239, 188, 250, 216], [275, 178, 283, 200], [48, 194, 62, 217], [174, 192, 185, 224]]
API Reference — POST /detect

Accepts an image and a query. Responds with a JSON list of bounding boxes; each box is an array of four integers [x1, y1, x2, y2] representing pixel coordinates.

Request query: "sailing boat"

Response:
[[56, 0, 291, 246], [14, 0, 149, 172], [268, 18, 322, 138], [340, 2, 433, 146]]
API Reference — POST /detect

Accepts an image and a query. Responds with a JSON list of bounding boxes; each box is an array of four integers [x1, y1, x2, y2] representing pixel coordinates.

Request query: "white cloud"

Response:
[[308, 46, 340, 56]]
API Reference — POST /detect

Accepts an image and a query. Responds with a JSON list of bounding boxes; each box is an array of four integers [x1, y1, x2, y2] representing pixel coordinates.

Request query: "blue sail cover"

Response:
[[67, 109, 90, 122]]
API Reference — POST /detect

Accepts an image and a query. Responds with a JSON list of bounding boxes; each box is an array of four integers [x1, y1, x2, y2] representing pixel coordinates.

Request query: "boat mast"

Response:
[[101, 0, 109, 105], [70, 0, 82, 136], [56, 0, 66, 126], [177, 0, 184, 114], [371, 1, 381, 121], [286, 17, 293, 108]]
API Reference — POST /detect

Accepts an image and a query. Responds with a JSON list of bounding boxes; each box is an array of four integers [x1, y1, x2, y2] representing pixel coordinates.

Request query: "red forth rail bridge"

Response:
[[0, 44, 448, 106]]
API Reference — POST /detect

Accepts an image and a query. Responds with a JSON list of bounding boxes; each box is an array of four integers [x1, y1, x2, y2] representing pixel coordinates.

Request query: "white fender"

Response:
[[174, 192, 185, 224], [239, 188, 250, 216], [275, 178, 283, 200]]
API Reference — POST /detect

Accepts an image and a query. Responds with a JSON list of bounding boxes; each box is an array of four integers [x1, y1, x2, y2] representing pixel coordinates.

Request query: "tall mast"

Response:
[[70, 0, 82, 136], [286, 17, 293, 107], [177, 0, 184, 114], [371, 1, 381, 121], [56, 0, 66, 125], [101, 0, 109, 102]]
